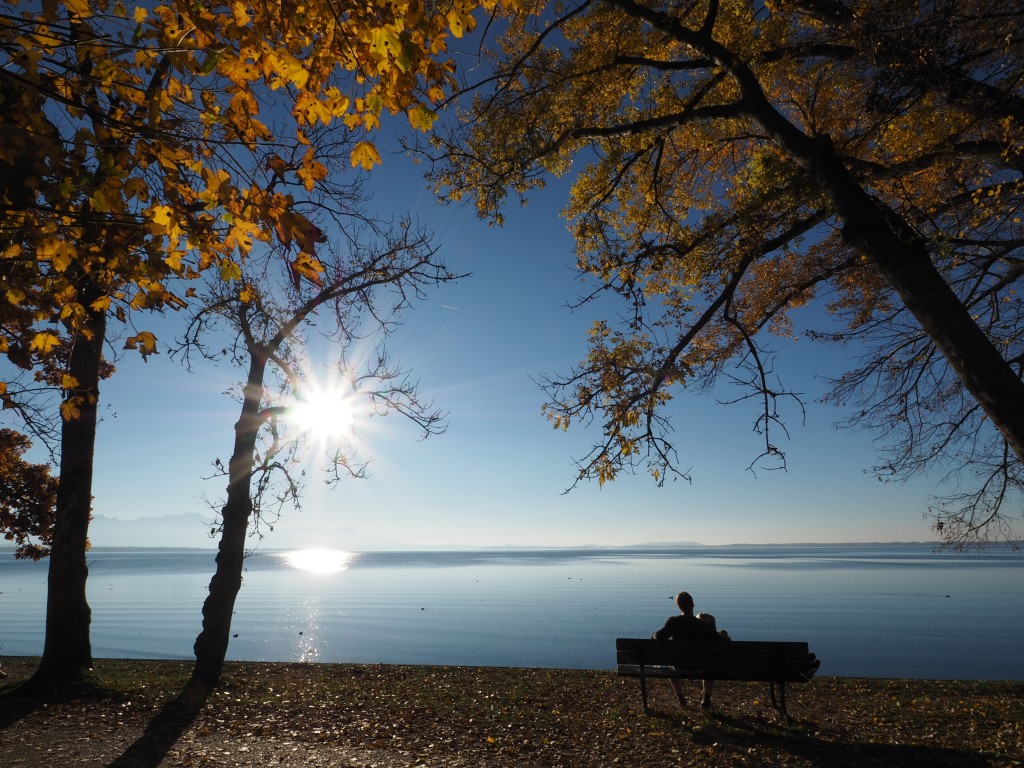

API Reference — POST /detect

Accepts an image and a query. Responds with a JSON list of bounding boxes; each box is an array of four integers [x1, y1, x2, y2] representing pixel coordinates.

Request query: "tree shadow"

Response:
[[0, 684, 46, 732], [0, 673, 109, 732], [105, 682, 209, 768], [698, 710, 996, 768]]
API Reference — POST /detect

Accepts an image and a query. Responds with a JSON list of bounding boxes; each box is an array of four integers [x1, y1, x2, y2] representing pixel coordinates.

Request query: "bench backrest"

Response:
[[616, 637, 812, 682]]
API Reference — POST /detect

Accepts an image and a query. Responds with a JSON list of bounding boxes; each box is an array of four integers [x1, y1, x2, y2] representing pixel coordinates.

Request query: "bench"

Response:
[[615, 637, 820, 718]]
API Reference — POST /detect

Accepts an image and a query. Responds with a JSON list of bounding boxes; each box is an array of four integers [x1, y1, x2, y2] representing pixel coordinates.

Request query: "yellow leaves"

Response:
[[408, 105, 438, 132], [219, 258, 243, 282], [446, 9, 476, 38], [223, 58, 261, 88], [164, 251, 185, 271], [294, 92, 333, 128], [37, 238, 77, 273], [62, 0, 92, 18], [324, 88, 351, 118], [60, 398, 81, 422], [230, 0, 251, 26], [124, 331, 159, 358], [290, 252, 325, 285], [239, 284, 258, 303], [351, 141, 382, 171], [147, 204, 181, 239], [199, 167, 233, 207], [226, 219, 263, 253], [30, 332, 61, 355], [61, 374, 79, 390], [265, 49, 310, 90], [5, 288, 26, 306], [297, 148, 328, 192], [370, 27, 409, 70]]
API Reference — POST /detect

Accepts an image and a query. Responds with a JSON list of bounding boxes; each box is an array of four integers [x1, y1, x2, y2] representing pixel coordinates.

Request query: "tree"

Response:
[[179, 207, 455, 692], [1, 0, 498, 683], [428, 0, 1024, 545], [0, 427, 59, 560]]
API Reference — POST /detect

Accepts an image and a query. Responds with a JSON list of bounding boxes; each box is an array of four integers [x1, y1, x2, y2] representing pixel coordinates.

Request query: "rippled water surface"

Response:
[[2, 545, 1022, 679]]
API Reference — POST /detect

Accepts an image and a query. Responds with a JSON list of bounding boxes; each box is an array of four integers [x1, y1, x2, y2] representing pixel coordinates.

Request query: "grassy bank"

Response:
[[1, 656, 1021, 767]]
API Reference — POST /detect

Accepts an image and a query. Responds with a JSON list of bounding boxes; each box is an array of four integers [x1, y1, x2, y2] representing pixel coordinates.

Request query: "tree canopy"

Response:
[[0, 0, 506, 683], [429, 0, 1024, 545]]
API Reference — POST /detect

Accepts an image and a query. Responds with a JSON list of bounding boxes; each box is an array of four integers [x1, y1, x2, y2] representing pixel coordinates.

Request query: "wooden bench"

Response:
[[615, 637, 820, 718]]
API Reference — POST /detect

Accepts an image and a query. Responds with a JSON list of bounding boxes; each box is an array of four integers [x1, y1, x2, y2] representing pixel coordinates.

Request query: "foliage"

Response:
[[0, 427, 59, 559], [0, 0, 504, 410], [428, 0, 1024, 544]]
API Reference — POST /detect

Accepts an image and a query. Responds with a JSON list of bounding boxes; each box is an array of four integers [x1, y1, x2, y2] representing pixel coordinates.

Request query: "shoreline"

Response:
[[2, 657, 1022, 767]]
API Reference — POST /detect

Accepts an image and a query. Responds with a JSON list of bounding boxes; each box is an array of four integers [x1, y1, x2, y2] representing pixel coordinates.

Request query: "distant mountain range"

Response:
[[82, 513, 419, 551], [0, 512, 961, 552]]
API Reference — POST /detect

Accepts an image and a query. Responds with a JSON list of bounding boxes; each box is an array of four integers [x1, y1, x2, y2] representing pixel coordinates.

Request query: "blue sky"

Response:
[[6, 138, 953, 552]]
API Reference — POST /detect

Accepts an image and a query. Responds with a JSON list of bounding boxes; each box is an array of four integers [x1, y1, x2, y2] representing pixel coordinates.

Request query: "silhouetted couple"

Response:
[[651, 590, 730, 708]]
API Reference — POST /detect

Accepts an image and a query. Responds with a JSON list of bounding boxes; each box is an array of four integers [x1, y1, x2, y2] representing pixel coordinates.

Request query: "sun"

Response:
[[282, 549, 354, 574], [288, 379, 359, 442]]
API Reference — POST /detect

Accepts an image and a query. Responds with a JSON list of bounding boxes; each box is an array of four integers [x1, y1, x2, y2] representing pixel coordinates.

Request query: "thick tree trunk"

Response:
[[34, 297, 106, 683], [805, 136, 1024, 464], [190, 356, 267, 691]]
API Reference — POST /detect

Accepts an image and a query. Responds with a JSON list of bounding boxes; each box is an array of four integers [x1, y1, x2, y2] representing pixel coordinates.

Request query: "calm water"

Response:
[[1, 545, 1022, 680]]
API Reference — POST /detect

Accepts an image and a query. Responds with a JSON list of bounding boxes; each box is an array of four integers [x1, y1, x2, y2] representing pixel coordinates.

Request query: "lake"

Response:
[[1, 545, 1022, 680]]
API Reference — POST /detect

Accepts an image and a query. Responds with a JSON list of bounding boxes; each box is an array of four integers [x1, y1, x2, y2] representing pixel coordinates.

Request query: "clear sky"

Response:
[[1, 133, 956, 552]]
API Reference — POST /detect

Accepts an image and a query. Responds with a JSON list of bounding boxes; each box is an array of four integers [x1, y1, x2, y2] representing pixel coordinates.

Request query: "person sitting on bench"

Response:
[[652, 591, 729, 708]]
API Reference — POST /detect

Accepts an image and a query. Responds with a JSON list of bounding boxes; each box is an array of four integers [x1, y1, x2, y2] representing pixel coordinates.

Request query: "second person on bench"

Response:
[[652, 590, 730, 708]]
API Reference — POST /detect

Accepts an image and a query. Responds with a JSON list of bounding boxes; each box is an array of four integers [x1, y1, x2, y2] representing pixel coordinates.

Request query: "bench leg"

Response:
[[768, 682, 790, 721], [639, 672, 650, 714]]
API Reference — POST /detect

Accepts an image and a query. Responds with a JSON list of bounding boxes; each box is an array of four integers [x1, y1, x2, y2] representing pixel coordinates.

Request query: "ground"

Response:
[[1, 657, 1022, 767]]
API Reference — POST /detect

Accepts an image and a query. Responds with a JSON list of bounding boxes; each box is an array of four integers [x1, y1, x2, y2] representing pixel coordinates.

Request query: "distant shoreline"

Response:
[[7, 540, 1006, 553]]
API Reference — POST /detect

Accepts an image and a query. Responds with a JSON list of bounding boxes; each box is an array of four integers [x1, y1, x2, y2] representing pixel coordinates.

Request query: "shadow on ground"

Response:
[[105, 688, 206, 768], [689, 709, 994, 768]]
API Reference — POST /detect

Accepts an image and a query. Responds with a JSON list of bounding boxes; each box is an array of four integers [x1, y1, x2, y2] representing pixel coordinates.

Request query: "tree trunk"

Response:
[[34, 295, 107, 683], [189, 355, 267, 691], [805, 135, 1024, 464]]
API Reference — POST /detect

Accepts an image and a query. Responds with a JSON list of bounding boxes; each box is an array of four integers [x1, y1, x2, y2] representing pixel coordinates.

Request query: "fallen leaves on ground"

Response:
[[1, 658, 1021, 767]]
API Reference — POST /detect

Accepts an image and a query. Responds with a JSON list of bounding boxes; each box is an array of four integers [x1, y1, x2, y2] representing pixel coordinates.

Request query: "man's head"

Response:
[[675, 591, 695, 613]]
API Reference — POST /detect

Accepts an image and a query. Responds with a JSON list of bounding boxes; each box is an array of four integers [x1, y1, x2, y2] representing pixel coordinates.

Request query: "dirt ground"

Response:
[[2, 657, 1022, 767]]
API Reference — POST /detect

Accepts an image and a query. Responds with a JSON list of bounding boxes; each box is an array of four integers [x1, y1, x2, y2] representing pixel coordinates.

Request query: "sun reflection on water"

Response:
[[282, 549, 354, 574]]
